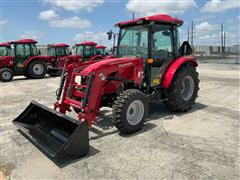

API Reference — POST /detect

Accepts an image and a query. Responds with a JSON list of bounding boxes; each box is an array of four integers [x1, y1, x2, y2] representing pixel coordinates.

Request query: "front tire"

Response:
[[26, 60, 47, 79], [165, 63, 199, 112], [112, 89, 148, 134], [0, 68, 14, 82]]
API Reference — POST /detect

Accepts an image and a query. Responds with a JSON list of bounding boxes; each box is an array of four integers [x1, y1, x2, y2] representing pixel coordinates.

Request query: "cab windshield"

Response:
[[76, 45, 96, 59], [48, 47, 69, 57], [0, 46, 10, 56], [117, 25, 148, 59], [97, 48, 105, 56]]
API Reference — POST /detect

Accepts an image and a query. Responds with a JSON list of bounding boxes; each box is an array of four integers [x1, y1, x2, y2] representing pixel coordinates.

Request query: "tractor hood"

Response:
[[0, 56, 14, 61], [80, 57, 143, 76], [0, 56, 14, 68]]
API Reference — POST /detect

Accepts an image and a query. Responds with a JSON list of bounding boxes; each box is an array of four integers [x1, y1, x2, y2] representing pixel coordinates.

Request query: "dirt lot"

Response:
[[0, 63, 239, 180]]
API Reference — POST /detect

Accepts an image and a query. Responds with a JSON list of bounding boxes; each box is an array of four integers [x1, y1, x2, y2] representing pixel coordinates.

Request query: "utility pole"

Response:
[[221, 23, 224, 55], [223, 32, 226, 56], [132, 12, 135, 20], [187, 26, 190, 42], [191, 21, 194, 47]]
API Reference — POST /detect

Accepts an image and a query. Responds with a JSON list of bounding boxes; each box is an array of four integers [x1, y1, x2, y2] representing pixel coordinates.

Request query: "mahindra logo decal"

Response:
[[118, 62, 133, 67]]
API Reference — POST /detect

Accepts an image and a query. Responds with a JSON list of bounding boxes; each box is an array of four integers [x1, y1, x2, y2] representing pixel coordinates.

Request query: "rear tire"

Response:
[[26, 60, 47, 79], [165, 63, 199, 112], [112, 89, 148, 134], [0, 68, 14, 82]]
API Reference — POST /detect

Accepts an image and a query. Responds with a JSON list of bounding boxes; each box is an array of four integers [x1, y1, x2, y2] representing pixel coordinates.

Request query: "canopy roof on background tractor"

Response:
[[49, 43, 69, 48], [96, 45, 106, 49], [75, 41, 97, 46], [116, 14, 183, 27], [0, 42, 11, 47], [10, 39, 38, 44]]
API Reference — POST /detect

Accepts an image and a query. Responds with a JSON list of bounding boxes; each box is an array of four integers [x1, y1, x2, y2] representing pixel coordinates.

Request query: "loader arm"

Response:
[[56, 57, 144, 127]]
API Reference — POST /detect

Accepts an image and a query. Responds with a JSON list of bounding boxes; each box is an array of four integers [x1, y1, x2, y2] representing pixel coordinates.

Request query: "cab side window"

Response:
[[16, 44, 24, 56], [25, 44, 31, 56], [152, 25, 173, 67]]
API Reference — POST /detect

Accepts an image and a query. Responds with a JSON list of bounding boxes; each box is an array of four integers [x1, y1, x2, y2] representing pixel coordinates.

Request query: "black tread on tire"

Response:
[[0, 68, 14, 82], [112, 89, 148, 134], [165, 63, 200, 112], [26, 60, 47, 79]]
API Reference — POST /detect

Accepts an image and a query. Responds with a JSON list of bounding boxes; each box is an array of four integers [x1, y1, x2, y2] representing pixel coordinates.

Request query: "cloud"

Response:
[[73, 31, 106, 43], [195, 21, 219, 33], [0, 20, 8, 26], [49, 16, 91, 28], [39, 9, 59, 20], [39, 10, 91, 29], [126, 0, 197, 16], [43, 0, 104, 12], [202, 0, 240, 13], [19, 31, 43, 40]]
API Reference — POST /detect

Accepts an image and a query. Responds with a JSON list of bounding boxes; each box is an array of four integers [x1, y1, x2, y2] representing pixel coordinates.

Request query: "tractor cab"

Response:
[[113, 14, 192, 87], [96, 45, 107, 56], [10, 39, 39, 74], [0, 43, 11, 56], [47, 43, 71, 57], [75, 41, 98, 61], [47, 43, 72, 76]]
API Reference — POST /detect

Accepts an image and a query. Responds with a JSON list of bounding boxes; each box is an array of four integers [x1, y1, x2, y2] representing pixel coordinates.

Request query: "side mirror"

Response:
[[38, 50, 41, 55], [179, 41, 193, 56], [107, 30, 113, 40]]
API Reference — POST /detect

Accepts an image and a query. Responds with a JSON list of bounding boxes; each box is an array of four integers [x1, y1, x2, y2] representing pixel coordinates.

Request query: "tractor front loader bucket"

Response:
[[13, 101, 89, 160]]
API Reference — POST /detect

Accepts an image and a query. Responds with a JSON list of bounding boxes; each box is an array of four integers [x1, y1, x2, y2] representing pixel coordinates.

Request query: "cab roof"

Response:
[[116, 14, 183, 27], [49, 43, 69, 47], [0, 42, 11, 47], [75, 41, 97, 46], [96, 45, 106, 49], [10, 39, 38, 44]]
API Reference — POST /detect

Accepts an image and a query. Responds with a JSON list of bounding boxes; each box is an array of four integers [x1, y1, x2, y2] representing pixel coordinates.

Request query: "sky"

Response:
[[0, 0, 239, 47]]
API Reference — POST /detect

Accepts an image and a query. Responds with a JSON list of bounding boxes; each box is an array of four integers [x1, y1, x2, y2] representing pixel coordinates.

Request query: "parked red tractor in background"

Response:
[[0, 43, 11, 57], [96, 45, 115, 58], [0, 39, 53, 82], [46, 43, 80, 76], [75, 41, 103, 61], [14, 14, 199, 160]]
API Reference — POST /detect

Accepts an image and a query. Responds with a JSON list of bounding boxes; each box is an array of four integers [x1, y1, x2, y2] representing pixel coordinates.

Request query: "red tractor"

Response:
[[75, 41, 103, 61], [0, 39, 52, 82], [96, 45, 115, 58], [46, 43, 80, 76], [14, 14, 199, 160]]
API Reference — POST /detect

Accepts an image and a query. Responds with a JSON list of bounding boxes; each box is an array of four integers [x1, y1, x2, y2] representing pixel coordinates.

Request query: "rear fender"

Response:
[[162, 56, 198, 89], [23, 56, 52, 68]]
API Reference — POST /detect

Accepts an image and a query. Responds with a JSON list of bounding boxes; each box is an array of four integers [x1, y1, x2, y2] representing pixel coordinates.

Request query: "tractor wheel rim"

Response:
[[180, 75, 194, 101], [33, 64, 44, 75], [2, 71, 11, 79], [127, 100, 144, 126]]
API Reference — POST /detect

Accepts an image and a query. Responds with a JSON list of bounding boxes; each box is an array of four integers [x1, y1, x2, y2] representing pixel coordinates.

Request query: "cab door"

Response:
[[14, 44, 31, 73], [150, 25, 176, 86]]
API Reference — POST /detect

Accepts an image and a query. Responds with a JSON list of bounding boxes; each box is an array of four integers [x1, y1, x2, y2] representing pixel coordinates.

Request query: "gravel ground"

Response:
[[0, 63, 239, 180]]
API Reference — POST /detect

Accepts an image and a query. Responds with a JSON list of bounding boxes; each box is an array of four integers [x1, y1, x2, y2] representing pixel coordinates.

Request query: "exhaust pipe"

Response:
[[13, 101, 89, 159]]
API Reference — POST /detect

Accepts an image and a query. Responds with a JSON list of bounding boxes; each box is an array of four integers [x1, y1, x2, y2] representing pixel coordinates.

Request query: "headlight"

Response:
[[75, 75, 81, 84]]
